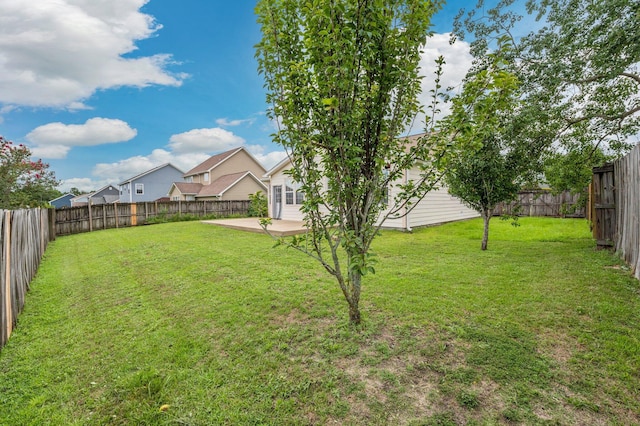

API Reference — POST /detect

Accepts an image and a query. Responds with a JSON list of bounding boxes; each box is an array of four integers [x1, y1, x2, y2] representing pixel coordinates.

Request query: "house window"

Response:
[[172, 196, 180, 201], [285, 184, 294, 205], [186, 176, 193, 183], [285, 178, 304, 205], [204, 172, 209, 182], [135, 183, 144, 195]]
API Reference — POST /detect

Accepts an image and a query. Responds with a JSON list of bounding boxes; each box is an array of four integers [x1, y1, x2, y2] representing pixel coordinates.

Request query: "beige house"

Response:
[[168, 147, 267, 201], [263, 135, 479, 231]]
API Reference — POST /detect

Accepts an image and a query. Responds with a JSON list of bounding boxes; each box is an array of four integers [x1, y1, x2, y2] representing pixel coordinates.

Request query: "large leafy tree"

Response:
[[444, 41, 543, 250], [256, 0, 448, 324], [456, 0, 640, 195], [0, 136, 60, 209]]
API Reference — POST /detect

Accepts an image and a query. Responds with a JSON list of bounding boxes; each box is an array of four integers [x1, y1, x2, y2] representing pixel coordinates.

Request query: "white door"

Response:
[[272, 185, 282, 219]]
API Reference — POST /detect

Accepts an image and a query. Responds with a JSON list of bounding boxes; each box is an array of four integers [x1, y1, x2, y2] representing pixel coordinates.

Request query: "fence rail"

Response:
[[1, 208, 53, 351], [494, 190, 585, 218], [54, 200, 251, 236]]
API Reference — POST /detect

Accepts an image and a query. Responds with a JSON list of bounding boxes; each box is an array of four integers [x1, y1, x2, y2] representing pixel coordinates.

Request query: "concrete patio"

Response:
[[202, 218, 308, 237]]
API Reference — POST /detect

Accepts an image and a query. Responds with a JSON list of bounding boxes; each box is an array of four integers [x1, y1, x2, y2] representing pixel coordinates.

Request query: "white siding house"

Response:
[[263, 142, 479, 231]]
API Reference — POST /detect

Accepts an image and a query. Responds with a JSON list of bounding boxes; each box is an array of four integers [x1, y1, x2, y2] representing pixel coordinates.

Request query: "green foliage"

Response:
[[545, 145, 611, 208], [0, 135, 60, 209], [247, 191, 268, 217], [256, 0, 448, 323], [455, 0, 639, 168]]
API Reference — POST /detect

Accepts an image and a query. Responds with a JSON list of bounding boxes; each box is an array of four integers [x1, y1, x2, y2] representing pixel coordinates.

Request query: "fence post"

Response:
[[48, 208, 56, 241], [131, 203, 138, 226], [88, 201, 93, 232], [4, 211, 12, 340]]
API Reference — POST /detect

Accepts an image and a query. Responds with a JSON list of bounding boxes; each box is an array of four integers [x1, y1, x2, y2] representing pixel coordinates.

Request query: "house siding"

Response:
[[120, 165, 184, 203], [407, 186, 479, 228], [210, 150, 266, 182], [50, 194, 74, 208], [220, 177, 266, 201], [267, 161, 478, 228]]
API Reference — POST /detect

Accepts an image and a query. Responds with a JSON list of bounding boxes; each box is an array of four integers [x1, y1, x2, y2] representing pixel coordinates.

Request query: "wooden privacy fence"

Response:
[[54, 200, 251, 236], [494, 190, 585, 218], [1, 208, 54, 351], [590, 144, 640, 280], [614, 146, 640, 280]]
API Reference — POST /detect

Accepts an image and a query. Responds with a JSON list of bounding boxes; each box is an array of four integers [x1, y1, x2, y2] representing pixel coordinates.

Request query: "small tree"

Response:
[[256, 0, 449, 324], [444, 40, 542, 250], [0, 136, 60, 209]]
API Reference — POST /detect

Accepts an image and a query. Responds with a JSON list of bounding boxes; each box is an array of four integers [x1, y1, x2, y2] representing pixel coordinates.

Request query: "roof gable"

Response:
[[183, 147, 266, 177], [119, 163, 184, 185], [89, 184, 118, 198], [50, 193, 74, 203], [197, 171, 266, 197], [184, 147, 242, 177], [171, 182, 203, 195]]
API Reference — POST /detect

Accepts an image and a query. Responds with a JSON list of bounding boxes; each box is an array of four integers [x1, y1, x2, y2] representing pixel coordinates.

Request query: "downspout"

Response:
[[403, 168, 412, 232]]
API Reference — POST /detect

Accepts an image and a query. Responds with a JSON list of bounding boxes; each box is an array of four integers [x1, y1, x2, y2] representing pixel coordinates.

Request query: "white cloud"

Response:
[[0, 0, 187, 108], [59, 177, 110, 193], [246, 144, 287, 170], [216, 117, 256, 127], [92, 149, 209, 183], [31, 144, 72, 160], [414, 33, 473, 132], [26, 117, 136, 159], [27, 117, 137, 147], [168, 128, 245, 154]]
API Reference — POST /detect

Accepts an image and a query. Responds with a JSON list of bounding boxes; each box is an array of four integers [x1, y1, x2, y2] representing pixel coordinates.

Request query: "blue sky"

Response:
[[0, 0, 515, 192]]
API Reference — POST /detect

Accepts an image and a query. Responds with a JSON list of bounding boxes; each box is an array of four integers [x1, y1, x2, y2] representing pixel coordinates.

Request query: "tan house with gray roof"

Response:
[[168, 147, 267, 201]]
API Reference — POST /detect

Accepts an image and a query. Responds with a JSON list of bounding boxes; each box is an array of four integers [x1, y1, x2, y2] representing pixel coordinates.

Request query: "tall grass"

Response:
[[0, 218, 638, 425]]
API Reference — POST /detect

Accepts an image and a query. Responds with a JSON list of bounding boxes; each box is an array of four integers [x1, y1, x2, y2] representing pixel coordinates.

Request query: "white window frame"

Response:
[[135, 183, 144, 195]]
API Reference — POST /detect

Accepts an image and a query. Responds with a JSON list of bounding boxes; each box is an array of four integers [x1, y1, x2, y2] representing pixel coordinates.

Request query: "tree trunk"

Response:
[[481, 209, 491, 251], [347, 269, 362, 325]]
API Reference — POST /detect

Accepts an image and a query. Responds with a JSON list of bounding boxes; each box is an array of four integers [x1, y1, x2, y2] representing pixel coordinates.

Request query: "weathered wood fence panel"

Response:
[[1, 208, 53, 351], [494, 190, 585, 218], [55, 200, 251, 236], [589, 144, 640, 280], [591, 164, 616, 247], [613, 145, 640, 280]]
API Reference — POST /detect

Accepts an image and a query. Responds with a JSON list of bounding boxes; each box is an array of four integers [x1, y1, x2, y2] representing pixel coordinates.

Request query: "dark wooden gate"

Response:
[[591, 163, 616, 248]]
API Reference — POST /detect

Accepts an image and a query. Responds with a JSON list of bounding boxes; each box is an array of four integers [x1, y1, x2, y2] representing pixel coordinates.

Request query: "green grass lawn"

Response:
[[1, 217, 638, 425]]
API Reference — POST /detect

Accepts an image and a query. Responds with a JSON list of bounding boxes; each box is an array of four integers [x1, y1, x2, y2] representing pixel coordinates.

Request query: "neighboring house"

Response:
[[49, 193, 74, 208], [119, 163, 185, 203], [70, 193, 91, 207], [88, 184, 119, 205], [263, 135, 479, 231], [68, 184, 120, 206], [168, 147, 267, 201]]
